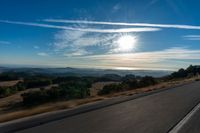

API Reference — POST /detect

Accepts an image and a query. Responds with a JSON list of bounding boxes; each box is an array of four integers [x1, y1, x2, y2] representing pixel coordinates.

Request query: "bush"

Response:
[[122, 75, 138, 89], [0, 87, 10, 97], [24, 79, 52, 88], [0, 72, 19, 81], [98, 83, 128, 95], [138, 76, 157, 87], [0, 82, 26, 98], [21, 90, 49, 105], [171, 68, 187, 79], [59, 81, 90, 99], [169, 65, 200, 80], [21, 81, 91, 106], [96, 74, 122, 82], [98, 76, 157, 95], [52, 76, 81, 84], [15, 81, 26, 91]]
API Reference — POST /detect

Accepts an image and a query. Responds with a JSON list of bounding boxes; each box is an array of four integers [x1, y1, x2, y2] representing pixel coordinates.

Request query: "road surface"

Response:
[[11, 81, 200, 133]]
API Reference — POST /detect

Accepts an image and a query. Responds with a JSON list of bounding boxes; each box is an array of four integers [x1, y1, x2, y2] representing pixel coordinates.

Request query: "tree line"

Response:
[[98, 76, 157, 95]]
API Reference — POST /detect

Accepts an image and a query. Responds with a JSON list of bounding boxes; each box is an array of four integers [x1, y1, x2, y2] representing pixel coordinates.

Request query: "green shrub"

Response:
[[21, 81, 91, 106], [24, 79, 52, 88], [98, 83, 128, 95], [0, 82, 26, 98], [98, 76, 157, 95], [59, 81, 90, 99], [138, 76, 157, 87], [0, 72, 19, 81], [122, 75, 138, 89], [21, 90, 49, 105], [0, 87, 10, 97]]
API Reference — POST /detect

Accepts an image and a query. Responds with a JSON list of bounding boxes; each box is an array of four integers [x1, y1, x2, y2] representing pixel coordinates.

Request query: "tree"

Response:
[[122, 75, 138, 89], [138, 76, 157, 87]]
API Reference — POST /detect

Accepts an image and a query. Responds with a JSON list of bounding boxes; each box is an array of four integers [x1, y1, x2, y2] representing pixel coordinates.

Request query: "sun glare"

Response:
[[117, 35, 137, 52]]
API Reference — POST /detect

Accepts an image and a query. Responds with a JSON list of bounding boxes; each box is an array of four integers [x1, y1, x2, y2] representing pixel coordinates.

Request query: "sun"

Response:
[[116, 35, 137, 52]]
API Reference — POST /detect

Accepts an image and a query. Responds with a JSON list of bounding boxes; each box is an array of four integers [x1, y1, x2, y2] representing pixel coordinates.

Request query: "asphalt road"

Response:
[[16, 81, 200, 133], [177, 104, 200, 133]]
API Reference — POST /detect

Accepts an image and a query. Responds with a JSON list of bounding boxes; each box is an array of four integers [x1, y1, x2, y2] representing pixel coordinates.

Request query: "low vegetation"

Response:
[[169, 65, 200, 79], [0, 82, 25, 98], [0, 65, 200, 122], [98, 76, 157, 95], [0, 65, 200, 107], [21, 81, 91, 106], [24, 78, 52, 88], [0, 72, 20, 81]]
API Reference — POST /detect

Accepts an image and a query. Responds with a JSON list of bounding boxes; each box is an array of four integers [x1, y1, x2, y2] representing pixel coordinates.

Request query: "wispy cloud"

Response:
[[85, 47, 200, 60], [39, 47, 198, 71], [37, 52, 49, 56], [73, 47, 200, 70], [0, 20, 157, 57], [53, 30, 118, 56], [112, 4, 121, 12], [34, 45, 39, 49], [0, 20, 160, 33], [183, 35, 200, 40], [63, 49, 91, 57], [0, 41, 10, 45], [44, 19, 200, 30]]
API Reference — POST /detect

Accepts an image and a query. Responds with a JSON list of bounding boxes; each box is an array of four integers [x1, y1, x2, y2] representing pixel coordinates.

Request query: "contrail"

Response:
[[44, 19, 200, 30], [0, 20, 160, 33]]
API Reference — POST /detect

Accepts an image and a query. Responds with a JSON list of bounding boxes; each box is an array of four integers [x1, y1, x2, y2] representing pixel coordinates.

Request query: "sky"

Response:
[[1, 0, 200, 70]]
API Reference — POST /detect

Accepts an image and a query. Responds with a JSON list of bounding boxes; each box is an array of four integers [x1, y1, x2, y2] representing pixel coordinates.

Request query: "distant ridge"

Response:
[[0, 66, 172, 77]]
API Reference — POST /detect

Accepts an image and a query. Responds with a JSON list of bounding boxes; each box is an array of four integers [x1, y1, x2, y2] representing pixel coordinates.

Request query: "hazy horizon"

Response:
[[0, 63, 175, 71]]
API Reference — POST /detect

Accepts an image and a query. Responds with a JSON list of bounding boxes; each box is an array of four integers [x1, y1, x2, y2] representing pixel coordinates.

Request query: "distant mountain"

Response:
[[0, 67, 173, 77], [0, 67, 9, 73]]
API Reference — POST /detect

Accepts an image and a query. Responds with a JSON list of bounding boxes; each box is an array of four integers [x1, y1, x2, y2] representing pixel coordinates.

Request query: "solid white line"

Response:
[[169, 102, 200, 133]]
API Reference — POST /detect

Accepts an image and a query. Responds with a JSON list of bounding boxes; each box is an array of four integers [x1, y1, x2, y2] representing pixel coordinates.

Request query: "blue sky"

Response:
[[1, 0, 200, 70]]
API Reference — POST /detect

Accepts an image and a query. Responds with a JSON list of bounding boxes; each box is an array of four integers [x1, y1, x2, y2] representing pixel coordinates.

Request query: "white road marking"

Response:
[[169, 102, 200, 133]]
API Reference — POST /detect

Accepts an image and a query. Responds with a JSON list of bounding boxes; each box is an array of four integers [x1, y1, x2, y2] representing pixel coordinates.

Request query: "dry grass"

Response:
[[0, 80, 22, 87], [90, 82, 120, 96], [0, 77, 198, 123], [0, 96, 105, 123], [106, 77, 197, 98]]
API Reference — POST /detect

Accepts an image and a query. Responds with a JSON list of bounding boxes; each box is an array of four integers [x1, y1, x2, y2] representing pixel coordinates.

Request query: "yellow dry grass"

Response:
[[0, 96, 105, 123], [0, 80, 22, 87]]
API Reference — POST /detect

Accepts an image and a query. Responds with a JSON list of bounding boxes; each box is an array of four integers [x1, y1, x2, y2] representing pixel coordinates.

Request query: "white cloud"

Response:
[[0, 20, 160, 33], [0, 41, 10, 45], [54, 30, 86, 49], [183, 35, 200, 40], [37, 52, 48, 56], [53, 30, 119, 55], [44, 19, 200, 30], [63, 49, 91, 57]]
